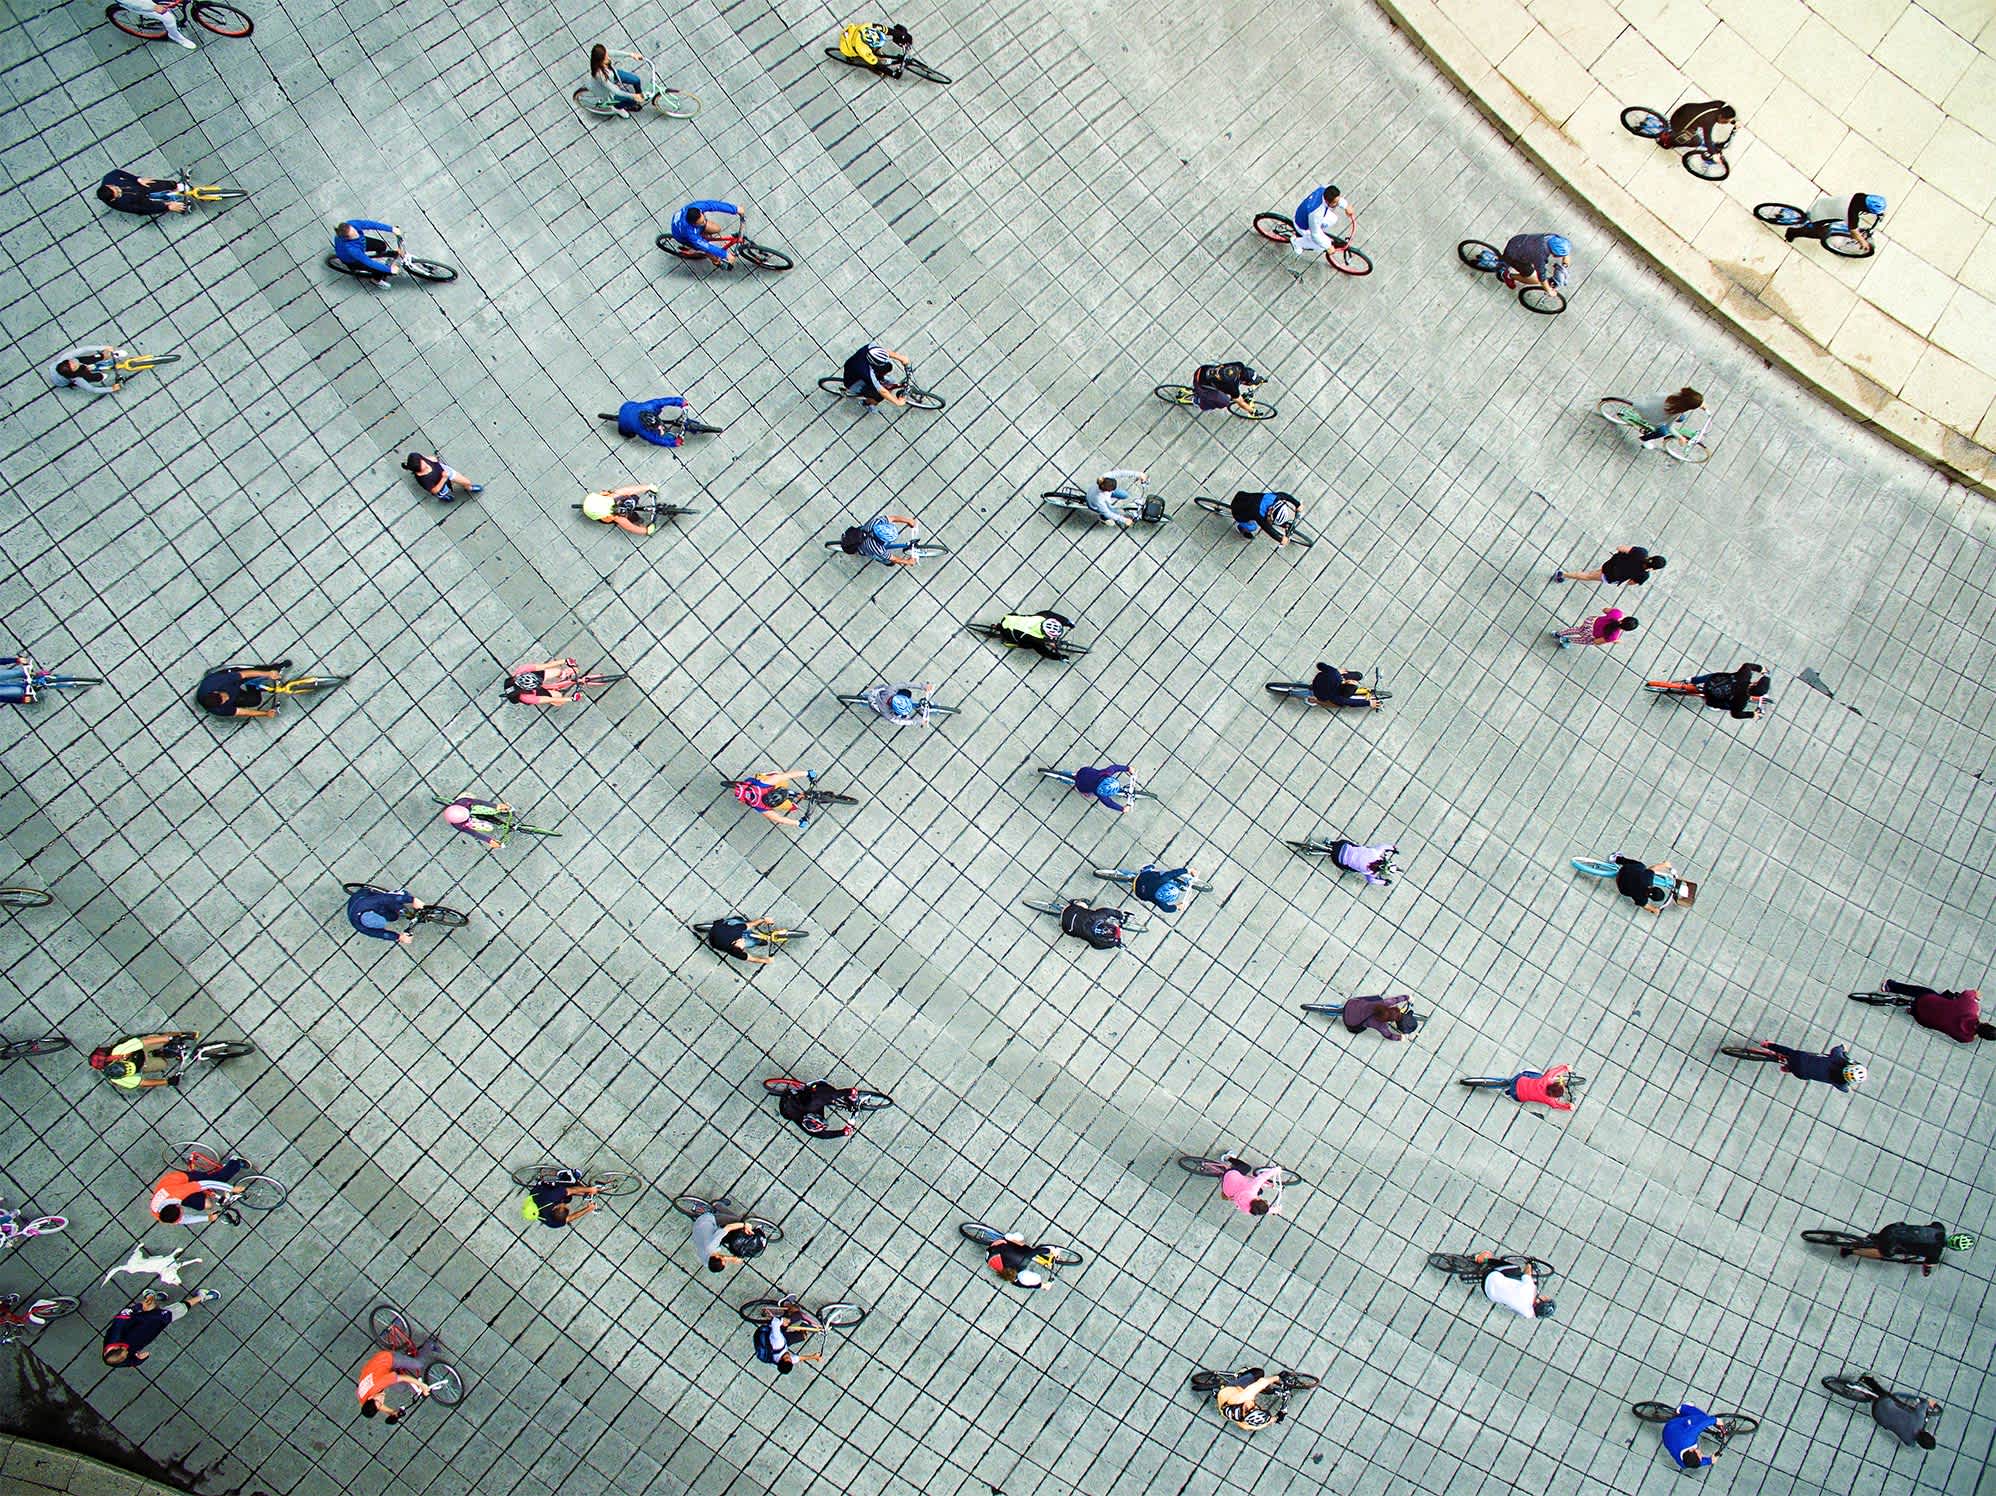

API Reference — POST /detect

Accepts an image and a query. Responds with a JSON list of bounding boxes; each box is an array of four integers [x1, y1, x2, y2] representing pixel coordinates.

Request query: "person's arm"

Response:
[[609, 484, 657, 498]]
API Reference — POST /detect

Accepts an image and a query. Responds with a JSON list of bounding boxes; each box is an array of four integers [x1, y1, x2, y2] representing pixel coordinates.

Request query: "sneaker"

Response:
[[1553, 635, 1569, 648], [174, 35, 198, 50], [1551, 570, 1566, 583], [467, 483, 484, 495], [643, 524, 656, 536]]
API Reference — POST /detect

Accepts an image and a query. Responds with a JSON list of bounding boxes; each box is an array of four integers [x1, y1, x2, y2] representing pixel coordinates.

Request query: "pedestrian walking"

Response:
[[1554, 546, 1665, 586], [1552, 607, 1638, 647], [402, 451, 482, 500], [102, 1287, 219, 1367]]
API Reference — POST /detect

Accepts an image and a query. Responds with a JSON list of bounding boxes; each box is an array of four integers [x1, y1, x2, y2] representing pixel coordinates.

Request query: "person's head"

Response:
[[1748, 676, 1771, 698], [1645, 555, 1667, 572], [1323, 184, 1340, 204], [1015, 1269, 1044, 1289], [200, 687, 233, 712], [1267, 496, 1298, 530], [402, 452, 428, 474], [1238, 365, 1262, 386], [56, 358, 83, 380], [1038, 616, 1065, 642], [1533, 1296, 1556, 1318], [1395, 1010, 1421, 1035], [1645, 883, 1668, 905], [1617, 616, 1639, 633], [1678, 1447, 1704, 1469], [1716, 104, 1737, 121], [1945, 1231, 1976, 1253], [1377, 1001, 1406, 1026], [867, 346, 895, 370], [157, 1201, 183, 1224], [887, 690, 917, 720], [687, 207, 709, 229], [1545, 234, 1571, 258], [1248, 1195, 1271, 1217], [888, 23, 912, 45], [97, 183, 119, 204], [1862, 193, 1887, 215], [1842, 1063, 1867, 1087], [775, 1354, 795, 1374], [337, 223, 360, 240], [1916, 1429, 1937, 1450], [1096, 476, 1117, 492], [443, 803, 472, 827], [1977, 1023, 1996, 1041], [102, 1343, 129, 1366], [512, 670, 542, 692], [1663, 388, 1702, 416], [589, 42, 608, 71], [1544, 1078, 1568, 1098], [542, 1201, 570, 1225]]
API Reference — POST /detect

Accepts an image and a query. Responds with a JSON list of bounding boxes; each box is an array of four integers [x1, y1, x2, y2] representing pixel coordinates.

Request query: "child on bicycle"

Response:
[[1131, 864, 1199, 913], [1500, 1066, 1574, 1111], [1219, 1157, 1284, 1216], [704, 915, 780, 964], [1661, 101, 1734, 151], [441, 796, 511, 851], [735, 772, 816, 828], [862, 683, 933, 724], [1757, 1040, 1864, 1090], [997, 611, 1075, 659], [520, 1170, 603, 1229], [1328, 838, 1398, 887], [194, 662, 289, 718], [90, 1032, 197, 1090], [1083, 469, 1147, 526], [1216, 1371, 1287, 1428], [669, 201, 742, 266], [984, 1233, 1052, 1289], [614, 396, 690, 448], [1309, 663, 1375, 707], [150, 1155, 250, 1225], [838, 514, 920, 565], [1066, 764, 1135, 813], [357, 1332, 443, 1420], [1230, 489, 1300, 543], [1875, 980, 1994, 1042], [1058, 901, 1127, 950], [751, 1303, 821, 1373]]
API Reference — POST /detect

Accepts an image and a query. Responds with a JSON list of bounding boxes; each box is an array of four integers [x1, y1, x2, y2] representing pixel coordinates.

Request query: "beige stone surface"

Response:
[[1830, 297, 1929, 392], [1589, 26, 1682, 98], [1766, 251, 1860, 344], [1526, 0, 1627, 66], [1942, 52, 1996, 139], [1748, 79, 1848, 180], [1500, 26, 1596, 125], [1703, 0, 1808, 59], [1696, 201, 1788, 294], [1901, 343, 1996, 430], [1614, 0, 1717, 67], [1866, 244, 1960, 335], [1932, 283, 1996, 375], [1435, 0, 1535, 60], [1848, 65, 1948, 163], [1874, 3, 1981, 101], [1926, 0, 1996, 41], [1682, 25, 1780, 115], [1960, 223, 1996, 299], [1780, 14, 1882, 111], [1890, 179, 1990, 276], [1914, 118, 1996, 216], [1809, 0, 1909, 52]]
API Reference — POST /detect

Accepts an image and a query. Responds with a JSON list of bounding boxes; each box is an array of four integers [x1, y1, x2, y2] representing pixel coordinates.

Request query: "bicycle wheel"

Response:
[[656, 233, 695, 257], [404, 259, 458, 283], [511, 1164, 566, 1189], [236, 1175, 287, 1210], [1717, 1414, 1759, 1437], [807, 792, 860, 807], [1252, 212, 1297, 244], [673, 1195, 713, 1218], [650, 89, 700, 118], [1188, 1370, 1224, 1392], [419, 906, 470, 928], [193, 188, 249, 204], [1521, 1256, 1555, 1278], [326, 256, 378, 280], [0, 889, 53, 909], [816, 375, 851, 397], [424, 1360, 465, 1406], [681, 416, 724, 435], [738, 1299, 782, 1323], [1720, 1045, 1777, 1061], [26, 1296, 79, 1322], [1046, 1245, 1084, 1267], [1153, 384, 1196, 407], [1177, 1156, 1227, 1178], [1277, 1372, 1320, 1391], [1618, 106, 1667, 138], [748, 1217, 783, 1242], [820, 1303, 867, 1328], [342, 882, 384, 895], [368, 1305, 411, 1343], [1822, 231, 1874, 259], [1664, 437, 1711, 464], [1329, 245, 1373, 276], [1801, 1229, 1864, 1248], [902, 57, 950, 83], [1298, 1002, 1345, 1016], [1570, 858, 1619, 878], [1820, 1375, 1873, 1403], [1847, 992, 1907, 1007], [167, 1140, 224, 1172], [1520, 286, 1566, 315], [106, 5, 168, 39], [1631, 1401, 1677, 1422], [960, 1222, 1003, 1246], [1021, 900, 1064, 916], [761, 1077, 803, 1097], [1233, 401, 1278, 421], [851, 1089, 894, 1111], [1596, 397, 1646, 431], [39, 677, 102, 691], [191, 1, 253, 37], [199, 1040, 257, 1063], [1458, 1077, 1507, 1089], [738, 241, 794, 271], [1754, 202, 1806, 226], [908, 542, 951, 559], [904, 387, 946, 412], [591, 1172, 643, 1197], [0, 1034, 69, 1060], [1644, 681, 1698, 695], [1457, 239, 1500, 270], [1684, 149, 1728, 181], [1427, 1252, 1479, 1275]]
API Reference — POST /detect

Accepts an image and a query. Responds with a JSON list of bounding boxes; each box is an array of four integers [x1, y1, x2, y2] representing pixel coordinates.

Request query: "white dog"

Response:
[[102, 1242, 202, 1288]]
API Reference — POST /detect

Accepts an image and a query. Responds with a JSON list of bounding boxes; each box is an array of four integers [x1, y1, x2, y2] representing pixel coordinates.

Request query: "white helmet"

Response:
[[1843, 1064, 1867, 1087], [1015, 1269, 1044, 1288]]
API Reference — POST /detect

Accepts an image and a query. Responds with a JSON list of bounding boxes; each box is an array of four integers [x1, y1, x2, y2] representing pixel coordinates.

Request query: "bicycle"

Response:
[[1153, 382, 1277, 421], [0, 1291, 80, 1345], [674, 1194, 785, 1241], [1251, 211, 1372, 275], [156, 1035, 258, 1085], [326, 232, 458, 286], [1193, 496, 1315, 546], [570, 55, 700, 118], [1754, 202, 1874, 258], [595, 409, 724, 444], [1571, 856, 1694, 907], [0, 1032, 68, 1062], [1176, 1154, 1304, 1211], [505, 665, 626, 704], [721, 778, 859, 823], [1848, 990, 1919, 1008], [1646, 678, 1773, 715], [1036, 767, 1157, 802], [2, 649, 102, 704], [1596, 397, 1710, 464], [1300, 998, 1427, 1027], [428, 797, 560, 845], [1457, 240, 1566, 314], [1821, 1374, 1941, 1434], [1798, 1227, 1936, 1267], [655, 228, 793, 271], [106, 0, 251, 42], [834, 688, 958, 723], [211, 663, 349, 712], [1021, 899, 1148, 935], [163, 1142, 288, 1222], [179, 180, 249, 206], [958, 1223, 1084, 1279], [761, 1077, 895, 1124], [1459, 1072, 1586, 1099], [691, 919, 809, 959], [823, 532, 952, 563], [1428, 1250, 1555, 1282], [0, 1203, 68, 1252], [1618, 106, 1733, 179], [367, 1304, 466, 1410], [1092, 866, 1212, 903], [738, 1293, 867, 1362], [512, 1163, 644, 1196], [964, 623, 1089, 660], [342, 884, 470, 928], [1631, 1401, 1759, 1451], [1040, 481, 1170, 527], [1265, 679, 1387, 707], [816, 367, 945, 412], [1188, 1368, 1320, 1428], [823, 43, 949, 84]]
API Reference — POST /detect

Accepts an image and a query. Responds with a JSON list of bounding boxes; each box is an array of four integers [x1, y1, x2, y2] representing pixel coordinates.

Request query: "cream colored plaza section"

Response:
[[1379, 0, 1996, 493]]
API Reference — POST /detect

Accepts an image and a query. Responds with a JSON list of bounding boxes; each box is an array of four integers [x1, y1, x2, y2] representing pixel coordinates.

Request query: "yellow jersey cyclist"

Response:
[[581, 483, 660, 536], [997, 611, 1075, 659], [734, 770, 817, 829], [90, 1032, 198, 1090], [520, 1170, 603, 1230], [837, 21, 914, 76]]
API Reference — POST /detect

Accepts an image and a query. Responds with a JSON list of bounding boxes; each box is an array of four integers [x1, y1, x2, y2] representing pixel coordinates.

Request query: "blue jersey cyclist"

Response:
[[839, 513, 920, 564], [1500, 233, 1570, 292], [345, 886, 423, 945], [1230, 490, 1301, 544], [1132, 864, 1199, 912], [1068, 764, 1135, 813], [670, 200, 742, 266], [616, 395, 688, 448], [1290, 183, 1355, 257], [1660, 1405, 1723, 1470], [333, 220, 402, 278], [1762, 1040, 1864, 1090]]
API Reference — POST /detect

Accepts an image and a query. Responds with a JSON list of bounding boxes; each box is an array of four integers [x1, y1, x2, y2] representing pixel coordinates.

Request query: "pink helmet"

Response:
[[443, 804, 472, 826]]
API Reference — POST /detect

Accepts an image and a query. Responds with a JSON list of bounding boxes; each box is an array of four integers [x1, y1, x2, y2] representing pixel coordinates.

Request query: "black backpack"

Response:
[[839, 526, 866, 554]]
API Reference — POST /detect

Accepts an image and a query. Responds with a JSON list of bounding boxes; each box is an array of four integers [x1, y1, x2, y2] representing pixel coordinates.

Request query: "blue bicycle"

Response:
[[0, 650, 100, 705]]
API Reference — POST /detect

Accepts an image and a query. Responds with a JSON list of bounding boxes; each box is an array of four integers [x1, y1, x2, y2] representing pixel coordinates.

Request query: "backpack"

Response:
[[839, 526, 866, 555], [752, 1324, 781, 1363]]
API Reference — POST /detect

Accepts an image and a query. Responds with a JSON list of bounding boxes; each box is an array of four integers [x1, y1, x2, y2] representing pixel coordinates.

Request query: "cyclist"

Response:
[[1499, 233, 1572, 292], [103, 1289, 220, 1369], [1629, 388, 1705, 449], [668, 200, 743, 266], [837, 21, 914, 76], [1660, 100, 1734, 151], [586, 43, 646, 112], [357, 1328, 443, 1421], [581, 483, 660, 535], [1845, 1376, 1941, 1449], [47, 345, 125, 395], [519, 1169, 602, 1230], [332, 220, 403, 281], [90, 1032, 197, 1090], [776, 1079, 861, 1140], [194, 661, 289, 719], [1659, 1404, 1725, 1470], [1215, 1370, 1287, 1428], [751, 1301, 820, 1373], [1082, 468, 1147, 527], [614, 395, 692, 448], [1131, 863, 1200, 914], [1058, 900, 1127, 951], [1189, 360, 1262, 415], [1063, 763, 1135, 813], [983, 1232, 1052, 1290], [1335, 995, 1420, 1040], [1289, 182, 1355, 261], [1327, 838, 1398, 887], [402, 451, 481, 500], [112, 0, 197, 49], [1693, 663, 1771, 720], [691, 1199, 768, 1272], [440, 795, 511, 851], [505, 658, 582, 706], [1875, 980, 1994, 1042], [98, 168, 189, 215], [150, 1155, 250, 1226], [734, 770, 816, 829], [345, 885, 422, 945], [1754, 1038, 1863, 1090], [837, 513, 921, 565], [1309, 663, 1375, 708], [840, 343, 909, 407], [861, 682, 934, 724], [1229, 489, 1301, 544], [1613, 854, 1679, 912], [1495, 1066, 1574, 1112], [0, 655, 39, 704], [1841, 1222, 1974, 1276], [1219, 1156, 1283, 1217], [1469, 1251, 1554, 1319], [996, 611, 1075, 659], [703, 914, 780, 965], [1786, 192, 1886, 251]]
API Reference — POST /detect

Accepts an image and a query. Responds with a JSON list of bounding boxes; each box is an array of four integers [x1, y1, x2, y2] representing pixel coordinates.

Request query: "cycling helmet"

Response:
[[88, 1046, 113, 1069], [887, 691, 917, 720], [1039, 616, 1065, 641], [1535, 1297, 1557, 1319], [1239, 1406, 1276, 1429], [103, 1060, 135, 1081], [1545, 234, 1572, 257], [1014, 1269, 1044, 1289], [443, 803, 472, 826], [1267, 498, 1299, 530], [866, 347, 896, 371], [1238, 365, 1262, 386], [1945, 1232, 1976, 1252], [1843, 1064, 1868, 1087], [513, 670, 542, 692], [1861, 194, 1886, 215]]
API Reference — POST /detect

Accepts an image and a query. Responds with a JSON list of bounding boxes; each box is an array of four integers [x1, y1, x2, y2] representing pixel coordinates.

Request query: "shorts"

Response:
[[1193, 385, 1233, 411]]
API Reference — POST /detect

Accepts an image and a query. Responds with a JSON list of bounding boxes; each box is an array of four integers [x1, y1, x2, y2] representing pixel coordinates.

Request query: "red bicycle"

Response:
[[106, 0, 254, 42], [1251, 210, 1372, 276], [653, 226, 793, 271]]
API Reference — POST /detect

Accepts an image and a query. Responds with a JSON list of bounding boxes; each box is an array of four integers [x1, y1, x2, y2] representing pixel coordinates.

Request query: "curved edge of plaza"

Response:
[[1377, 0, 1996, 498]]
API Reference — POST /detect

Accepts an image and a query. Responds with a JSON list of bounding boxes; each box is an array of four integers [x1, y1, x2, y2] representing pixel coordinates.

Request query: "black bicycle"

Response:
[[1821, 1374, 1939, 1429], [341, 883, 470, 927], [570, 491, 700, 527], [1631, 1401, 1758, 1445], [1428, 1251, 1554, 1282], [596, 410, 724, 439], [1188, 1368, 1320, 1429], [0, 1034, 70, 1065], [1618, 106, 1732, 180], [325, 245, 457, 285], [816, 369, 945, 412], [1191, 496, 1315, 547], [823, 44, 949, 84], [1847, 990, 1916, 1008], [1457, 240, 1565, 314]]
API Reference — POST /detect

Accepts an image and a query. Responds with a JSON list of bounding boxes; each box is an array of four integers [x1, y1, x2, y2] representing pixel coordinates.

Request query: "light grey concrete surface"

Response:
[[0, 1, 1991, 1494]]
